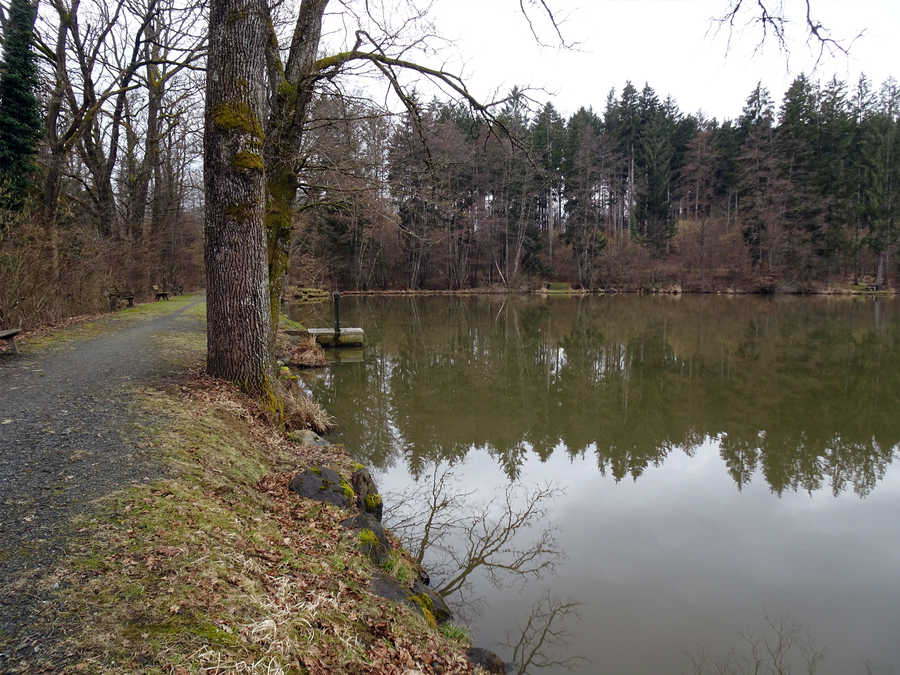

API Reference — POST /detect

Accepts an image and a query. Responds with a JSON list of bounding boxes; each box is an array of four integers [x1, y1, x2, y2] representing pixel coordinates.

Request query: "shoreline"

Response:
[[299, 285, 897, 298]]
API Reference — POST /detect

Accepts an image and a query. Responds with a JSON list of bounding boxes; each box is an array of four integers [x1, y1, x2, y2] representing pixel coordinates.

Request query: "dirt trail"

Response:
[[0, 298, 204, 664]]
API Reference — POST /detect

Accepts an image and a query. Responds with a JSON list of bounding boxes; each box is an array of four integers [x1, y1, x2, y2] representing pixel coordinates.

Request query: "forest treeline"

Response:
[[301, 77, 899, 293], [0, 0, 897, 330], [0, 0, 204, 328]]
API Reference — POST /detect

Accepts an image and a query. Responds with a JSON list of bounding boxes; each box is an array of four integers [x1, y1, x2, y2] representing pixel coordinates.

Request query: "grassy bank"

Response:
[[8, 300, 473, 673]]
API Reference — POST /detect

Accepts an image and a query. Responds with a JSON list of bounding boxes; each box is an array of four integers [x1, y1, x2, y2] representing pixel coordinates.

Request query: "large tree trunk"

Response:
[[204, 0, 272, 394], [262, 0, 329, 350]]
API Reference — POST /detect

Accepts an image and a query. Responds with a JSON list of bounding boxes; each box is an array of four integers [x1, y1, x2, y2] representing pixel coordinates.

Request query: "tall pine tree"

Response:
[[0, 0, 42, 209]]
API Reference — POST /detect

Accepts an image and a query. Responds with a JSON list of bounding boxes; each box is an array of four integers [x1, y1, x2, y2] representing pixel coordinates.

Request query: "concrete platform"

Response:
[[308, 327, 365, 347]]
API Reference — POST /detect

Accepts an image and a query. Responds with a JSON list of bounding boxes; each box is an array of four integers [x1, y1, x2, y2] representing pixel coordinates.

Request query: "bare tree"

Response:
[[202, 0, 565, 389]]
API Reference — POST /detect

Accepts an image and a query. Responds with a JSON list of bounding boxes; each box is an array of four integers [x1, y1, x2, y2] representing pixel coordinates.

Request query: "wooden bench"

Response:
[[155, 291, 169, 301], [108, 290, 135, 309], [1, 328, 22, 354]]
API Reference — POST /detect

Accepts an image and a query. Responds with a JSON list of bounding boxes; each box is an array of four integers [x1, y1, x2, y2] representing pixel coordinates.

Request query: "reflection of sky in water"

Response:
[[377, 440, 900, 674], [294, 296, 900, 673]]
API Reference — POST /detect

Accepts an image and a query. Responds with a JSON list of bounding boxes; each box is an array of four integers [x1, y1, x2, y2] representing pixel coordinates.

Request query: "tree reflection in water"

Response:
[[383, 461, 583, 673], [384, 462, 563, 609], [289, 296, 900, 672], [686, 613, 826, 675], [297, 295, 900, 497]]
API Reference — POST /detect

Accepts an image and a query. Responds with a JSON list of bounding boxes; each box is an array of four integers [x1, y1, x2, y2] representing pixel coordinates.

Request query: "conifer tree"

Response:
[[737, 83, 780, 271], [0, 0, 42, 209]]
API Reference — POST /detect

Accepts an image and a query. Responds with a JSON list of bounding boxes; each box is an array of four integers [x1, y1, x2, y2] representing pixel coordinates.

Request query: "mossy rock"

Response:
[[411, 580, 452, 624], [288, 467, 353, 509], [341, 512, 390, 566], [364, 492, 382, 516], [358, 528, 378, 547], [351, 467, 382, 521], [407, 594, 438, 629], [368, 570, 454, 630]]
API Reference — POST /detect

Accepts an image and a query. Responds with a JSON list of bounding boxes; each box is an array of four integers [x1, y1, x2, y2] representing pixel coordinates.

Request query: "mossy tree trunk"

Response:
[[261, 0, 328, 352], [204, 0, 272, 395]]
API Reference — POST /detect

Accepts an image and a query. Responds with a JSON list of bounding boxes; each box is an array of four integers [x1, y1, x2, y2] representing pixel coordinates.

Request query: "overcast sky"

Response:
[[420, 0, 900, 122]]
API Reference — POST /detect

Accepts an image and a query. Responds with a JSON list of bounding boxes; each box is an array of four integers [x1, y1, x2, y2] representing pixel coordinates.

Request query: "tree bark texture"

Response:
[[263, 0, 328, 349], [204, 0, 272, 394]]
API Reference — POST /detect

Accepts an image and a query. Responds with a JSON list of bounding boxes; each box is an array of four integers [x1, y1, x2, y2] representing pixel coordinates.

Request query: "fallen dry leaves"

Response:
[[43, 373, 473, 674]]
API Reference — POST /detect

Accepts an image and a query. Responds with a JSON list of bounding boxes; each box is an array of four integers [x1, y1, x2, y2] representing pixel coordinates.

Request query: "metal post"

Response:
[[333, 292, 341, 336]]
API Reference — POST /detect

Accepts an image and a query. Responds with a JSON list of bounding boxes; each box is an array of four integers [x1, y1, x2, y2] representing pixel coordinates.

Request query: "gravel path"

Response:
[[0, 298, 205, 665]]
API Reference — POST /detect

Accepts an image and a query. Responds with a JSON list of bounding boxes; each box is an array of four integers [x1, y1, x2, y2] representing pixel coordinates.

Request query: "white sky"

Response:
[[421, 0, 900, 122]]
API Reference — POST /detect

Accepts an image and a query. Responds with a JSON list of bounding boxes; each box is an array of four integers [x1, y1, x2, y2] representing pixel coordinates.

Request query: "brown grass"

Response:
[[24, 372, 470, 673], [283, 383, 334, 434], [281, 334, 327, 368]]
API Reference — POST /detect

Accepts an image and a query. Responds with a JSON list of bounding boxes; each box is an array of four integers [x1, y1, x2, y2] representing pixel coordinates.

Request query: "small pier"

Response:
[[308, 293, 364, 347]]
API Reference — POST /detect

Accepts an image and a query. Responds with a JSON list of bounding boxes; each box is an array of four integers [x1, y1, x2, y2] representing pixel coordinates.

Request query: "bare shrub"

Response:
[[282, 382, 333, 434]]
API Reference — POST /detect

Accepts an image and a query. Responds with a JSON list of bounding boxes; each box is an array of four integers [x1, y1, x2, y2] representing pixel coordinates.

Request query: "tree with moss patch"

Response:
[[0, 0, 42, 210]]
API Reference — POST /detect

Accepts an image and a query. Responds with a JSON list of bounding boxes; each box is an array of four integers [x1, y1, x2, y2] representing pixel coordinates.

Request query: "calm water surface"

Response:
[[291, 295, 900, 674]]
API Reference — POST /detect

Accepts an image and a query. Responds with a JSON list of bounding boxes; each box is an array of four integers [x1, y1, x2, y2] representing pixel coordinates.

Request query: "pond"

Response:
[[291, 294, 900, 674]]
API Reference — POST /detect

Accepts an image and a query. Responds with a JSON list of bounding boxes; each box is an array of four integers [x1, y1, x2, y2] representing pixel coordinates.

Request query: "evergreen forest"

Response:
[[302, 78, 899, 294]]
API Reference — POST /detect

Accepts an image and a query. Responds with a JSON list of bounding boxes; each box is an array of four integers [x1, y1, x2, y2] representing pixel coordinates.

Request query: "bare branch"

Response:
[[714, 0, 860, 68], [517, 0, 569, 48], [383, 462, 564, 603], [505, 592, 586, 674]]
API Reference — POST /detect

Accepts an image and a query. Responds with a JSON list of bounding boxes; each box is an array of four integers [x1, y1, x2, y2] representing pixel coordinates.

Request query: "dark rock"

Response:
[[341, 512, 390, 566], [288, 467, 354, 509], [411, 580, 452, 624], [351, 467, 383, 521], [369, 572, 409, 604], [466, 647, 506, 674], [369, 574, 451, 628]]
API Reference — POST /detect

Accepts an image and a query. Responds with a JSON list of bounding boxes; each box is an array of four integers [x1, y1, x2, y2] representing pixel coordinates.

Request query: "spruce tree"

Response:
[[0, 0, 42, 210]]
